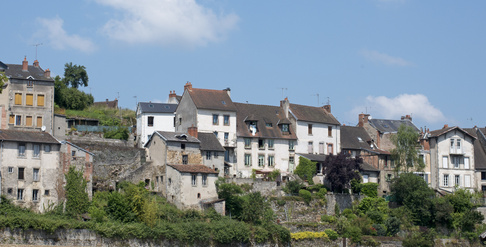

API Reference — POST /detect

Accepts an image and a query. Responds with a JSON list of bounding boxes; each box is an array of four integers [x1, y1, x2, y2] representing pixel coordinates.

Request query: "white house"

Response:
[[136, 102, 177, 148]]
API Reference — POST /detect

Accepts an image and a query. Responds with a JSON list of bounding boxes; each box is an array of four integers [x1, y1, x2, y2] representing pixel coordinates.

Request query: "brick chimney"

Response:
[[169, 90, 176, 99], [187, 126, 198, 139], [223, 87, 231, 97], [184, 81, 192, 91], [33, 60, 39, 67], [443, 124, 449, 129], [280, 97, 290, 118], [401, 115, 412, 121], [323, 104, 331, 113], [44, 68, 51, 78], [358, 113, 370, 127], [22, 57, 28, 71]]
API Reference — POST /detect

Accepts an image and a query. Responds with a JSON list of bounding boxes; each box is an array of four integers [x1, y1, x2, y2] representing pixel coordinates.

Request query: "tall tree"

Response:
[[0, 72, 7, 93], [63, 62, 89, 88], [323, 152, 362, 192], [65, 166, 90, 217], [391, 125, 424, 173]]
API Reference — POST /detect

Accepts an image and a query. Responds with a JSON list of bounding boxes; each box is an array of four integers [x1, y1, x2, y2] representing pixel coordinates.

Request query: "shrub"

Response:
[[291, 231, 329, 241], [342, 208, 354, 218], [324, 229, 339, 240], [283, 180, 303, 195], [385, 216, 401, 236], [361, 183, 379, 198], [372, 223, 387, 236], [295, 157, 317, 185], [316, 188, 327, 199], [103, 127, 129, 140], [299, 189, 312, 205], [321, 215, 337, 223], [351, 178, 361, 194], [366, 210, 384, 224], [276, 200, 286, 206], [345, 225, 362, 243]]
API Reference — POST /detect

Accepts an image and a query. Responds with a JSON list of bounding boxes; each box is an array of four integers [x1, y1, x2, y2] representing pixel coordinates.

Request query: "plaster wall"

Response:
[[136, 112, 175, 148], [294, 121, 340, 155], [197, 109, 237, 147], [201, 150, 225, 177]]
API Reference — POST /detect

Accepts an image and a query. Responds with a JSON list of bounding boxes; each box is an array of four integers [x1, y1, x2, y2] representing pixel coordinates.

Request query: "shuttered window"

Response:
[[15, 93, 22, 105], [37, 95, 45, 106], [26, 94, 33, 106], [36, 116, 42, 127], [9, 115, 14, 124], [26, 116, 32, 126]]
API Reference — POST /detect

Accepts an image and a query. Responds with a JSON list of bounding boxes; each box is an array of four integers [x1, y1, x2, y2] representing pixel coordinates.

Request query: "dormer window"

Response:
[[281, 124, 289, 133], [266, 122, 272, 127], [27, 80, 33, 87], [249, 121, 257, 135], [221, 100, 226, 105]]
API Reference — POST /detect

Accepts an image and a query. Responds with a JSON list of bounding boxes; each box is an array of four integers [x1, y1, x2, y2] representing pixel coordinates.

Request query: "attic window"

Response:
[[149, 104, 154, 108], [176, 134, 188, 140], [266, 123, 272, 127], [281, 124, 289, 133], [249, 121, 257, 135], [357, 137, 363, 142], [27, 80, 33, 87], [221, 101, 226, 105], [164, 105, 169, 109]]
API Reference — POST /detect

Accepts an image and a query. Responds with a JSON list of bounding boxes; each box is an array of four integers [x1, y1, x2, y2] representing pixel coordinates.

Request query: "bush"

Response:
[[321, 215, 337, 223], [324, 229, 338, 240], [351, 178, 361, 194], [345, 225, 362, 243], [316, 188, 327, 199], [361, 183, 379, 198], [366, 210, 384, 224], [103, 127, 129, 140], [283, 180, 303, 195], [299, 189, 312, 205], [402, 228, 436, 247], [385, 216, 401, 236], [295, 157, 317, 185], [291, 231, 329, 240], [372, 223, 387, 236]]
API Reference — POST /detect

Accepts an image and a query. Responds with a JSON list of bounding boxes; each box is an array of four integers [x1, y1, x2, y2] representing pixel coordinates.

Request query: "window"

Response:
[[223, 115, 230, 125], [482, 172, 486, 181], [202, 174, 207, 186], [17, 189, 24, 200], [363, 174, 369, 183], [206, 151, 212, 160], [386, 174, 392, 182], [18, 144, 26, 157], [328, 126, 333, 137], [7, 188, 12, 195], [26, 116, 33, 126], [442, 156, 448, 169], [44, 145, 51, 153], [289, 140, 294, 150], [9, 115, 14, 124], [258, 139, 265, 149], [266, 122, 272, 127], [455, 175, 460, 186], [26, 94, 33, 106], [72, 150, 76, 160], [245, 154, 251, 166], [244, 138, 251, 148], [191, 174, 197, 186], [33, 144, 40, 157], [33, 168, 39, 181], [224, 132, 229, 142], [34, 116, 42, 128], [268, 155, 275, 166], [465, 157, 470, 169], [443, 174, 449, 187], [268, 139, 274, 149], [37, 95, 45, 106], [27, 80, 33, 87], [214, 131, 218, 137], [258, 155, 265, 167], [465, 175, 471, 187], [15, 115, 21, 126], [18, 168, 24, 180], [168, 178, 172, 185], [214, 152, 219, 158], [450, 139, 455, 152], [327, 144, 333, 154], [456, 139, 461, 153], [281, 124, 289, 133], [15, 93, 22, 105], [147, 116, 154, 127], [212, 114, 219, 125], [181, 143, 185, 150], [308, 124, 313, 135], [182, 155, 188, 164], [32, 189, 39, 201], [289, 156, 295, 165], [319, 142, 324, 154], [308, 142, 313, 154], [453, 156, 460, 168]]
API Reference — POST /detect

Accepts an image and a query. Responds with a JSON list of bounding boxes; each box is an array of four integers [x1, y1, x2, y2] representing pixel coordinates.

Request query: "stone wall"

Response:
[[226, 178, 279, 197]]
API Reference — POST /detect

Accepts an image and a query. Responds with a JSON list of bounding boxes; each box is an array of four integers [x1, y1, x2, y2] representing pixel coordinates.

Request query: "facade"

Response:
[[428, 126, 476, 193], [464, 127, 486, 192], [0, 130, 61, 212], [0, 58, 55, 134], [136, 102, 177, 147], [60, 141, 94, 199], [234, 102, 297, 178], [194, 130, 226, 177]]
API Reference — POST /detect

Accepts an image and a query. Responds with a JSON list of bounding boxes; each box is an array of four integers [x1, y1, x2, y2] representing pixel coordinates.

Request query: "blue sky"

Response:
[[2, 0, 485, 130]]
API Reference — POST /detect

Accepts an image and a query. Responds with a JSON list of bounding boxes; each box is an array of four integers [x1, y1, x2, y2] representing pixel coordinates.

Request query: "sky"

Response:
[[2, 0, 486, 131]]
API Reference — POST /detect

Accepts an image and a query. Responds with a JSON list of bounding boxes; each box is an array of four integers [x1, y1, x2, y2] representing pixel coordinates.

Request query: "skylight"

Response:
[[221, 101, 226, 105], [357, 137, 363, 142]]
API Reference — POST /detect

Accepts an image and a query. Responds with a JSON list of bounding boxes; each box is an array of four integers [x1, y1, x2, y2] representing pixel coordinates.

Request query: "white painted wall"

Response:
[[137, 112, 175, 147], [197, 110, 237, 147], [294, 121, 340, 155]]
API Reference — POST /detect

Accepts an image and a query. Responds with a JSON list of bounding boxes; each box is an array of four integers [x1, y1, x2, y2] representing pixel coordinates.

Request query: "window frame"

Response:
[[212, 114, 219, 125], [223, 115, 230, 126], [17, 189, 24, 200], [244, 138, 251, 148], [33, 144, 40, 157], [37, 94, 45, 107], [147, 116, 154, 127], [202, 174, 207, 186], [18, 167, 25, 180], [328, 126, 333, 137], [244, 153, 251, 166], [18, 143, 26, 157], [32, 189, 39, 201], [268, 139, 274, 149], [33, 168, 40, 181], [182, 155, 188, 164], [443, 174, 449, 187], [268, 155, 275, 167], [258, 155, 265, 167], [191, 174, 197, 186], [308, 124, 313, 135]]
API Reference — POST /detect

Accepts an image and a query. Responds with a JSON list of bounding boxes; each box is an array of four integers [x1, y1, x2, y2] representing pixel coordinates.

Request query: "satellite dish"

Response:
[[41, 126, 46, 132], [368, 116, 372, 120]]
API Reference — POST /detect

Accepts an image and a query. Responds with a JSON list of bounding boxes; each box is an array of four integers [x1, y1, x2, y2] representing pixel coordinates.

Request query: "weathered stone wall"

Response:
[[226, 178, 279, 197]]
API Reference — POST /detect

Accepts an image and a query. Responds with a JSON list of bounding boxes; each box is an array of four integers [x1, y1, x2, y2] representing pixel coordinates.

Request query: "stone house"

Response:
[[192, 129, 226, 177], [136, 101, 177, 147], [428, 125, 476, 193], [60, 140, 94, 199], [234, 102, 297, 178], [0, 58, 54, 134], [464, 127, 486, 192], [175, 82, 237, 170], [0, 129, 60, 212]]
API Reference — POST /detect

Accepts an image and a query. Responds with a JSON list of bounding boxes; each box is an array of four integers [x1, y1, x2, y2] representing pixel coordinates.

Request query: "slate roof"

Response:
[[428, 126, 476, 139], [198, 132, 225, 152], [340, 126, 373, 151], [138, 102, 177, 113], [368, 119, 419, 133], [289, 103, 340, 125], [297, 153, 327, 162], [3, 63, 53, 82], [153, 131, 200, 143], [0, 129, 59, 144], [360, 162, 380, 172], [187, 88, 236, 111], [235, 103, 297, 139], [167, 164, 218, 174], [464, 128, 486, 170]]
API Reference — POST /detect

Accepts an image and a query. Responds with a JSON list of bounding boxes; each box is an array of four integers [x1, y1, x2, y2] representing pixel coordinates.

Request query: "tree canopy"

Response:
[[323, 152, 362, 192], [391, 125, 424, 173], [294, 157, 317, 185], [63, 62, 89, 88], [0, 72, 7, 94], [55, 62, 94, 110]]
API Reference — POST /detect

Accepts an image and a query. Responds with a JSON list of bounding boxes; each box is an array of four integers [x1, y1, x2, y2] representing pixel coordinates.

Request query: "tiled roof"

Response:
[[154, 131, 200, 143], [235, 103, 297, 139], [198, 132, 225, 151], [289, 103, 340, 125], [168, 164, 218, 174], [3, 64, 53, 81], [368, 119, 419, 133], [428, 126, 476, 139], [297, 153, 327, 162], [360, 162, 380, 172], [464, 128, 486, 170], [187, 88, 236, 111], [93, 99, 118, 109], [340, 126, 373, 151], [0, 129, 59, 144], [138, 102, 177, 113]]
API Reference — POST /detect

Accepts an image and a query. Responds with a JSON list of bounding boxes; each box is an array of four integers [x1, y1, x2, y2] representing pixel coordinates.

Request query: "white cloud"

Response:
[[361, 49, 413, 67], [351, 94, 445, 124], [95, 0, 239, 47], [37, 17, 96, 53]]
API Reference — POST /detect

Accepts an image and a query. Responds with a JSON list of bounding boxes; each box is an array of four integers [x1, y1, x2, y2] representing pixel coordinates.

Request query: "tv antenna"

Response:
[[326, 97, 330, 105], [32, 43, 43, 60], [278, 88, 287, 99], [365, 106, 372, 114], [312, 94, 320, 106]]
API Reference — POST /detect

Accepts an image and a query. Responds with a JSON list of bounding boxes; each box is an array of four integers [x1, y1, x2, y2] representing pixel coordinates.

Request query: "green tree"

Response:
[[0, 72, 7, 93], [216, 182, 244, 218], [64, 166, 90, 217], [294, 157, 317, 185], [240, 192, 273, 225], [391, 125, 424, 173], [63, 62, 89, 88]]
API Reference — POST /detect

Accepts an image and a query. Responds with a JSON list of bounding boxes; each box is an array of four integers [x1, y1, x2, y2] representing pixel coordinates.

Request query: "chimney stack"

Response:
[[169, 90, 176, 99], [44, 68, 51, 78], [22, 57, 28, 71], [323, 104, 331, 113], [223, 87, 231, 97], [184, 81, 192, 91], [187, 126, 198, 139], [280, 97, 290, 118], [33, 60, 39, 67], [401, 115, 412, 121], [443, 124, 449, 129], [358, 113, 370, 127]]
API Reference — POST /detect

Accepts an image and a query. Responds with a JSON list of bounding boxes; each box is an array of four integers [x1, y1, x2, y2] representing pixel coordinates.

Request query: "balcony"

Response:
[[449, 147, 464, 155]]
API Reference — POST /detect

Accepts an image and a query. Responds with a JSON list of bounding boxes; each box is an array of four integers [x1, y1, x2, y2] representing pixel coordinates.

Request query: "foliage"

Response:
[[63, 62, 89, 88], [291, 231, 329, 241], [283, 180, 303, 195], [391, 125, 424, 173], [316, 188, 327, 199], [298, 189, 312, 205], [402, 228, 436, 247], [334, 203, 340, 216], [372, 223, 387, 236], [267, 169, 280, 181], [324, 229, 338, 240], [64, 166, 90, 217], [344, 225, 362, 243], [240, 192, 273, 225], [357, 197, 389, 216], [217, 182, 243, 217], [295, 157, 317, 185], [361, 183, 379, 198], [385, 216, 401, 236], [62, 105, 136, 127], [323, 152, 362, 192], [321, 215, 337, 224], [0, 72, 7, 93], [103, 127, 129, 140], [351, 178, 361, 194], [55, 75, 94, 110]]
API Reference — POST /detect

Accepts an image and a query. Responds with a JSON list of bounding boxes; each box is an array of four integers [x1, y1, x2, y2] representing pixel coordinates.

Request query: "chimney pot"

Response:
[[358, 113, 370, 127], [323, 104, 331, 113], [443, 124, 449, 129], [184, 81, 193, 91], [44, 68, 51, 78], [187, 126, 198, 139], [33, 60, 39, 67], [22, 57, 28, 71]]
